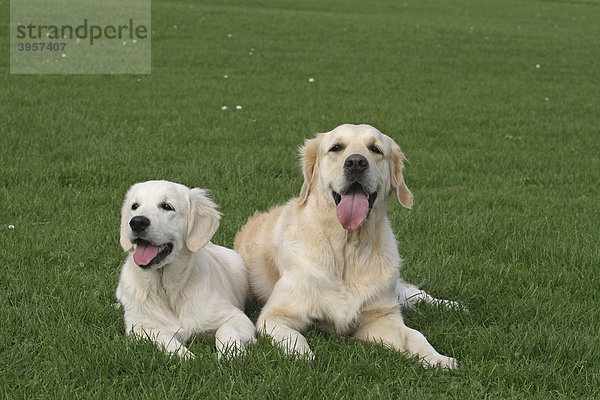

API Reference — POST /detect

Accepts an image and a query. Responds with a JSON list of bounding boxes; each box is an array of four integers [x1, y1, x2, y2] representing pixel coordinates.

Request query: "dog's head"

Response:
[[119, 180, 221, 269], [299, 124, 413, 230]]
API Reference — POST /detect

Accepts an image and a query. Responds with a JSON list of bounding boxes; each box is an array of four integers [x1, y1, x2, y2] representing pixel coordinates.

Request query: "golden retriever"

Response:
[[116, 180, 255, 359], [234, 124, 456, 369]]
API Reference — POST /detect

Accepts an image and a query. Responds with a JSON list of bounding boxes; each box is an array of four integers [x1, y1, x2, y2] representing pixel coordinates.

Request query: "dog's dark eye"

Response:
[[329, 144, 343, 153], [131, 203, 139, 210], [369, 145, 382, 155], [160, 203, 175, 211]]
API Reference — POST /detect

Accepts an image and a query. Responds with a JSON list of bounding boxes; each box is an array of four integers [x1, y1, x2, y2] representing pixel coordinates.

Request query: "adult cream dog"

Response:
[[116, 180, 255, 359], [235, 124, 456, 369]]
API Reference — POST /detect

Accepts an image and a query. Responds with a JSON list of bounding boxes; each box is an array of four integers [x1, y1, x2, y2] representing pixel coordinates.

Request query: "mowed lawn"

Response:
[[1, 0, 599, 398]]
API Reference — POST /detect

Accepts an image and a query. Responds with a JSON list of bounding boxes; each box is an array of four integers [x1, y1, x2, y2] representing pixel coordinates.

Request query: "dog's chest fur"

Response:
[[118, 254, 234, 338], [304, 221, 400, 334]]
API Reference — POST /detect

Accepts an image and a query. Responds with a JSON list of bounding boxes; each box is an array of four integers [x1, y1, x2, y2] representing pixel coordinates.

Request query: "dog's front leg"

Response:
[[257, 315, 314, 360], [256, 277, 314, 359], [353, 301, 457, 369], [214, 310, 257, 358]]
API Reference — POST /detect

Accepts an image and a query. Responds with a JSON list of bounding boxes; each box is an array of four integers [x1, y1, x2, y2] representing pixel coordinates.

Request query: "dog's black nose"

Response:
[[129, 216, 150, 233], [344, 154, 369, 173]]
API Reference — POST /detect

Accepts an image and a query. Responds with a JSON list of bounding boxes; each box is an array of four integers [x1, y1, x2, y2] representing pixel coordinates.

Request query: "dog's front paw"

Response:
[[217, 341, 247, 359], [294, 346, 315, 361], [421, 354, 457, 370], [286, 346, 315, 361], [173, 346, 195, 360], [279, 337, 315, 360]]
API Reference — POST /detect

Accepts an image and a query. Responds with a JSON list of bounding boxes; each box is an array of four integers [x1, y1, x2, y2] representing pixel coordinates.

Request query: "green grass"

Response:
[[1, 0, 599, 398]]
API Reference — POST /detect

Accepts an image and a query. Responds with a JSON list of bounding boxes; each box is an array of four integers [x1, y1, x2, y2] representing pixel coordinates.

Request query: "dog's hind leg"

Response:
[[395, 279, 463, 310]]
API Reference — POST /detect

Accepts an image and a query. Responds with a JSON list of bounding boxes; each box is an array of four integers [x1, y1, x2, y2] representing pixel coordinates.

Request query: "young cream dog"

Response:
[[235, 124, 457, 369], [116, 180, 255, 359]]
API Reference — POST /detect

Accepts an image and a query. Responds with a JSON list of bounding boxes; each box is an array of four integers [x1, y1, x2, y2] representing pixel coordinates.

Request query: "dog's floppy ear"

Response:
[[120, 188, 133, 252], [389, 138, 414, 209], [299, 133, 324, 205], [186, 188, 221, 252]]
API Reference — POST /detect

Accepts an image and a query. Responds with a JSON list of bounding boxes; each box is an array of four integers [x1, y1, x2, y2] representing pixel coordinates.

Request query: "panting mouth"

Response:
[[332, 182, 378, 230], [132, 239, 173, 268]]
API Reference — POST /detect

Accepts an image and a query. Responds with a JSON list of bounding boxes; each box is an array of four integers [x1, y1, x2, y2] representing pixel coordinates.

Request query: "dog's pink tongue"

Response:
[[336, 190, 369, 230], [133, 242, 160, 266]]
